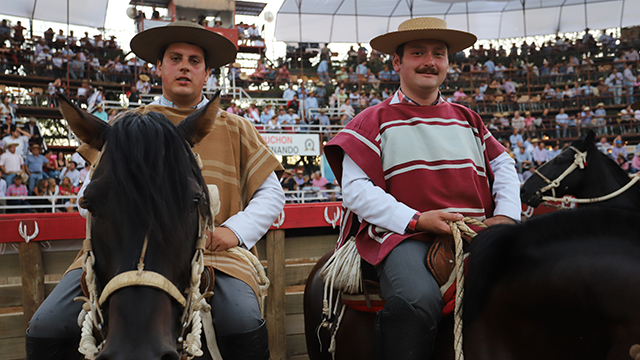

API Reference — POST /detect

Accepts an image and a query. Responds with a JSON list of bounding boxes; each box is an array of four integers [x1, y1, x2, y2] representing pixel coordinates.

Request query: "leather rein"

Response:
[[533, 145, 640, 207]]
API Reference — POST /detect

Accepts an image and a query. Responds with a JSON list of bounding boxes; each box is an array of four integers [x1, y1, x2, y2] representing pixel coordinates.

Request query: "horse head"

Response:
[[59, 93, 219, 360], [520, 130, 596, 207]]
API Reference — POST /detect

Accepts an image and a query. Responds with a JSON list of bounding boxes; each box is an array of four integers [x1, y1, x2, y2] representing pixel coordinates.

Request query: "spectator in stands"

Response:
[[509, 129, 523, 151], [315, 82, 327, 107], [87, 86, 104, 113], [287, 94, 300, 114], [12, 21, 25, 46], [278, 64, 291, 84], [631, 147, 640, 174], [108, 109, 119, 122], [58, 176, 78, 212], [127, 84, 140, 104], [277, 108, 291, 126], [251, 59, 266, 81], [453, 87, 467, 103], [2, 125, 30, 157], [339, 98, 355, 125], [44, 28, 55, 48], [512, 111, 526, 131], [0, 141, 24, 186], [280, 169, 296, 192], [246, 103, 260, 124], [317, 58, 330, 85], [266, 115, 281, 133], [151, 6, 160, 20], [608, 68, 624, 105], [0, 20, 11, 45], [291, 115, 308, 134], [366, 69, 381, 90], [336, 66, 348, 83], [532, 141, 549, 167], [317, 108, 332, 140], [347, 66, 358, 83], [226, 101, 240, 115], [623, 63, 636, 103], [297, 83, 308, 100], [283, 84, 296, 101], [555, 107, 570, 138], [356, 60, 368, 79], [311, 171, 329, 193], [137, 74, 151, 94], [579, 106, 595, 130], [42, 150, 60, 180], [369, 93, 382, 106], [5, 174, 31, 213], [378, 65, 391, 82], [92, 103, 108, 122], [610, 136, 626, 160], [23, 118, 42, 145], [305, 90, 319, 114], [514, 145, 532, 173], [288, 108, 300, 124], [68, 53, 85, 80], [59, 161, 80, 187], [293, 170, 306, 189], [24, 144, 47, 193], [259, 107, 272, 125]]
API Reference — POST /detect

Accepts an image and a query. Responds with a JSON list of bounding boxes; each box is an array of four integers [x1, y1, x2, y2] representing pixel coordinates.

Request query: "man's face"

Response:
[[393, 39, 448, 97], [156, 42, 209, 107]]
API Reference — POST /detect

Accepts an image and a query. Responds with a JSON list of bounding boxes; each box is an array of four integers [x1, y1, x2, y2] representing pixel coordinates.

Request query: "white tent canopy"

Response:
[[275, 0, 640, 44], [2, 0, 109, 29]]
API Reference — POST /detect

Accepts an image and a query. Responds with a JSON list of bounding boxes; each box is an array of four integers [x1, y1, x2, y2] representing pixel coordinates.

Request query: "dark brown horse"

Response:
[[59, 94, 217, 360], [305, 208, 640, 360]]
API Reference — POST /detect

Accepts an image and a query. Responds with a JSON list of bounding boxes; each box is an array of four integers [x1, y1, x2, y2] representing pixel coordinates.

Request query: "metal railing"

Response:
[[283, 188, 342, 203], [0, 195, 79, 213]]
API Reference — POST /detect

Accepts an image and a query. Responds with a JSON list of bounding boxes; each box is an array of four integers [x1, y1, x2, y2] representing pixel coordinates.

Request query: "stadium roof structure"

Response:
[[1, 0, 110, 29], [275, 0, 640, 44]]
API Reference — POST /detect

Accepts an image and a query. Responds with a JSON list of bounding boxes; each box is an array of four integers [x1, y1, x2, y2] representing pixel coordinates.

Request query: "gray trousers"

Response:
[[27, 268, 262, 338], [376, 239, 443, 328]]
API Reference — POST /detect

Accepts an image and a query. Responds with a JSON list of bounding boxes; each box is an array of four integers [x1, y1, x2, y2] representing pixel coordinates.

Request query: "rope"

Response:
[[448, 217, 486, 360], [541, 174, 640, 205], [227, 246, 270, 317]]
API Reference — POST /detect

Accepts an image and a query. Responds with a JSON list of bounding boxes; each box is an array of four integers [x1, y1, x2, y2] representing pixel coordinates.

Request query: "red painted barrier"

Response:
[[0, 202, 557, 244]]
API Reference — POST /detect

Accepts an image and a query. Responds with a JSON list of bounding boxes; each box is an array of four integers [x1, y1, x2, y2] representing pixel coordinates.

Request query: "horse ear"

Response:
[[585, 129, 596, 146], [58, 93, 110, 150], [177, 90, 220, 146]]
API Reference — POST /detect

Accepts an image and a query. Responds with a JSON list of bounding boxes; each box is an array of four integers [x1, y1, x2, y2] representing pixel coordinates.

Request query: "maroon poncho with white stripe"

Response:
[[325, 98, 505, 265]]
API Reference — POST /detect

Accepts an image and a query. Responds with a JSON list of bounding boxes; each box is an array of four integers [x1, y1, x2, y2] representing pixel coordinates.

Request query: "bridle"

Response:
[[76, 148, 215, 360], [533, 145, 640, 208]]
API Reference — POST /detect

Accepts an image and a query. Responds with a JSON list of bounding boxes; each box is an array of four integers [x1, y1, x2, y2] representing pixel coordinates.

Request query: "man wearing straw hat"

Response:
[[26, 21, 283, 360], [325, 17, 520, 359]]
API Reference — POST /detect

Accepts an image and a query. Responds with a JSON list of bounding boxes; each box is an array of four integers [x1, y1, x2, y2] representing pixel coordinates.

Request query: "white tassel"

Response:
[[319, 237, 362, 294]]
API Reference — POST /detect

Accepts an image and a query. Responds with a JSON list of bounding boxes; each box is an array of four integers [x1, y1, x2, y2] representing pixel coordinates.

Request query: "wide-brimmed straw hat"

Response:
[[130, 21, 237, 69], [139, 74, 150, 82], [370, 17, 477, 55]]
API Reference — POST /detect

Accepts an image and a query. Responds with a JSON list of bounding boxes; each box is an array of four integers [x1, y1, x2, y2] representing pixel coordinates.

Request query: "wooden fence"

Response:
[[0, 203, 342, 360]]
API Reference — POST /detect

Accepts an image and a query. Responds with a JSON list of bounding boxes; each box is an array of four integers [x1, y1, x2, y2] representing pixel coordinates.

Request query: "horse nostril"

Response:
[[520, 187, 527, 196], [161, 350, 180, 360]]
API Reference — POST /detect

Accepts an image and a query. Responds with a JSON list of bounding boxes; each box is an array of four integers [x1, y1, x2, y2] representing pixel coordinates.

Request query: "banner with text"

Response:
[[261, 133, 321, 156]]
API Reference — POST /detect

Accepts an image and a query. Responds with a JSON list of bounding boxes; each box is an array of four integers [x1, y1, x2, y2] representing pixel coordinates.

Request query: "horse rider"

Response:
[[324, 17, 521, 359], [26, 21, 284, 360]]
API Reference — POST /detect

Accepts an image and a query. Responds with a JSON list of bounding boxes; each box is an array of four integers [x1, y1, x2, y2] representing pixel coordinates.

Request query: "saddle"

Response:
[[341, 236, 466, 317]]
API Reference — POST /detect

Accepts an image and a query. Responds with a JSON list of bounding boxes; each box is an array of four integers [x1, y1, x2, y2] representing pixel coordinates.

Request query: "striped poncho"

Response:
[[325, 98, 505, 265]]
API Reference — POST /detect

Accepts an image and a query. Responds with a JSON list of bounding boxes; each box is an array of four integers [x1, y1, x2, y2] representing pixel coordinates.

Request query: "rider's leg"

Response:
[[26, 268, 83, 360], [210, 272, 269, 360], [375, 239, 443, 360]]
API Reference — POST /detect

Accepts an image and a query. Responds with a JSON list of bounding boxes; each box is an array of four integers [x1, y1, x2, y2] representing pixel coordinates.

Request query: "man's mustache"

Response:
[[415, 67, 439, 74]]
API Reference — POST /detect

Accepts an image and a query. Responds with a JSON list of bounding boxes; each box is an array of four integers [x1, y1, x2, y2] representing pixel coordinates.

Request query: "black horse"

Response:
[[59, 94, 216, 360], [305, 207, 640, 360], [520, 130, 640, 210]]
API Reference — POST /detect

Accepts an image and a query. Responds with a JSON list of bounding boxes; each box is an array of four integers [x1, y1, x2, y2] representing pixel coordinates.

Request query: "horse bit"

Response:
[[533, 145, 640, 207]]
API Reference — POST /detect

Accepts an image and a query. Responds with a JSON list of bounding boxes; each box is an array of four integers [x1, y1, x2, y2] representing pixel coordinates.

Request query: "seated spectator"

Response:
[[259, 107, 272, 125], [277, 108, 291, 125], [453, 87, 467, 103], [297, 83, 308, 100], [266, 115, 281, 132], [287, 94, 300, 114], [336, 66, 348, 83], [347, 66, 358, 83], [473, 88, 484, 103], [30, 179, 50, 212], [509, 129, 523, 150], [579, 106, 595, 128], [293, 170, 306, 189], [315, 82, 327, 107], [521, 165, 537, 183], [514, 145, 533, 173], [5, 175, 31, 213], [532, 141, 549, 167], [335, 89, 348, 105], [58, 176, 77, 212], [511, 111, 525, 131], [369, 93, 382, 106], [339, 98, 355, 125], [366, 69, 380, 89], [59, 161, 80, 187], [54, 29, 66, 49], [226, 102, 240, 115], [246, 103, 260, 124], [42, 150, 60, 180], [378, 65, 391, 82], [291, 116, 308, 134], [316, 109, 332, 140], [278, 64, 291, 84], [616, 153, 629, 173], [0, 141, 25, 186], [305, 91, 319, 114], [280, 169, 296, 193], [250, 60, 266, 81], [127, 84, 140, 104], [136, 74, 151, 93], [631, 147, 640, 174]]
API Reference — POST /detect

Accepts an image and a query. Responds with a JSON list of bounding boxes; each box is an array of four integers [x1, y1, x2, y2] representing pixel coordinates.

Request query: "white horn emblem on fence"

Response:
[[324, 206, 341, 229], [18, 221, 39, 243], [272, 210, 285, 228]]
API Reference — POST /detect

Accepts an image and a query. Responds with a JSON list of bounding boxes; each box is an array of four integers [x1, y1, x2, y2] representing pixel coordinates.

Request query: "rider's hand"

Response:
[[206, 227, 240, 252], [415, 211, 463, 235], [483, 215, 516, 227]]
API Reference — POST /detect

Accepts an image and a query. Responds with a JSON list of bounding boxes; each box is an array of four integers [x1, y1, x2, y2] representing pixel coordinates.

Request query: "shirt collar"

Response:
[[152, 95, 209, 109], [389, 88, 445, 106]]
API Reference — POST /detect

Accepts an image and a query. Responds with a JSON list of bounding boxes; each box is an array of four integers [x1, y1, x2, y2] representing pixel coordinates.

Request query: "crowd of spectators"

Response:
[[0, 122, 87, 213], [279, 168, 339, 203]]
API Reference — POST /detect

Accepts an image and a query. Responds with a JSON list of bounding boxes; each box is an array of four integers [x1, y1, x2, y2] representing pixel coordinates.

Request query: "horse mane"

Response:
[[463, 207, 640, 323], [90, 111, 212, 244]]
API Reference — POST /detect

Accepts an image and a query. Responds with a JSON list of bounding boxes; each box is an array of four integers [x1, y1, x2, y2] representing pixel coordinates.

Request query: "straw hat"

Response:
[[317, 81, 325, 86], [3, 141, 18, 150], [232, 62, 242, 68], [139, 74, 150, 82], [130, 21, 237, 69], [370, 17, 477, 55], [597, 102, 605, 107], [239, 72, 249, 80], [584, 106, 590, 111]]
